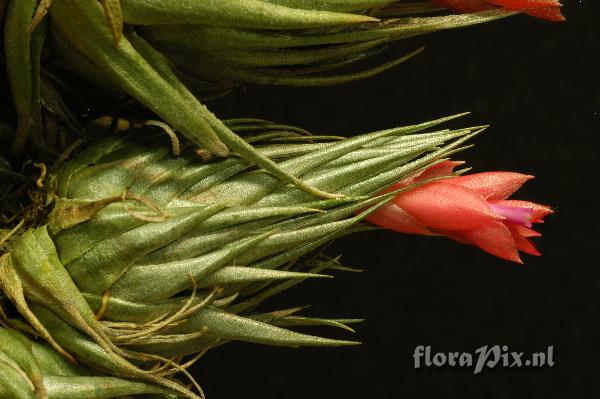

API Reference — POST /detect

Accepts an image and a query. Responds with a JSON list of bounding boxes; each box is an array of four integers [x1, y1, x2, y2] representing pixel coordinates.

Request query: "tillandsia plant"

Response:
[[0, 1, 559, 397], [0, 114, 552, 398], [2, 0, 562, 198]]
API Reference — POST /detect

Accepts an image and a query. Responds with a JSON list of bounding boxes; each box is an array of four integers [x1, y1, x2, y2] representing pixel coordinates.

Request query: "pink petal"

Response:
[[407, 160, 465, 184], [524, 6, 565, 21], [365, 203, 434, 236], [459, 220, 523, 263], [509, 225, 542, 238], [435, 229, 471, 244], [507, 225, 542, 256], [484, 0, 565, 21], [392, 182, 499, 230], [431, 0, 565, 21], [388, 160, 464, 190], [495, 200, 553, 222], [486, 0, 561, 8], [445, 172, 533, 200]]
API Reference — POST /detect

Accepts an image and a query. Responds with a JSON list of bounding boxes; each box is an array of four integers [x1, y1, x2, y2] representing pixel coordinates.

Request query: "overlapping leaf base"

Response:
[[0, 326, 183, 398]]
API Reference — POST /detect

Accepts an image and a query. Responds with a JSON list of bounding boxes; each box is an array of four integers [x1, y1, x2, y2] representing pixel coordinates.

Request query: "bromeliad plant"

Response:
[[0, 1, 559, 398], [5, 0, 561, 196], [0, 114, 490, 398]]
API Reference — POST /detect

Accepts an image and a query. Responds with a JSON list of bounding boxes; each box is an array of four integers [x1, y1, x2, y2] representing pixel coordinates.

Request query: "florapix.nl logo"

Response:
[[413, 345, 555, 374]]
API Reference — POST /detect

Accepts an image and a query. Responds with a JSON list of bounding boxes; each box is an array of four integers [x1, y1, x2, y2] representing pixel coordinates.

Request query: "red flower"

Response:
[[430, 0, 565, 22], [366, 161, 553, 263]]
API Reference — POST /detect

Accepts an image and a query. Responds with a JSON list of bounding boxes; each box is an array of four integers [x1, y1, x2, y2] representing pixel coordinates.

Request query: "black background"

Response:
[[195, 2, 599, 397]]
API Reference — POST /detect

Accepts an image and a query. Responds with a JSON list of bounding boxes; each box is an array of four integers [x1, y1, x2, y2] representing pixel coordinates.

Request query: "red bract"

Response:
[[366, 161, 553, 263], [430, 0, 565, 22]]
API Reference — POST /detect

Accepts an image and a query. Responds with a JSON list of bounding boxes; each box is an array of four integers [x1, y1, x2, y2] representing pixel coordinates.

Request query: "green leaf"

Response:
[[0, 328, 46, 398], [7, 227, 106, 351], [110, 230, 274, 302], [100, 0, 124, 45], [260, 0, 396, 12], [272, 315, 364, 333], [141, 11, 509, 51], [44, 376, 180, 399], [30, 305, 199, 399], [121, 0, 377, 27], [66, 204, 227, 294], [198, 266, 330, 287], [0, 361, 37, 399], [156, 306, 359, 349], [3, 0, 44, 156], [49, 0, 228, 156]]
